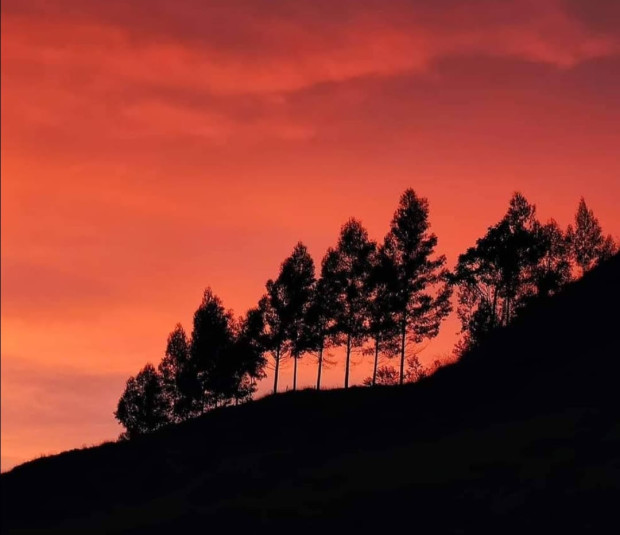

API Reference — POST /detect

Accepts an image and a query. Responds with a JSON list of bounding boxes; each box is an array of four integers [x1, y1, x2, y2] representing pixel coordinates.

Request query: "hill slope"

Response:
[[2, 254, 619, 534]]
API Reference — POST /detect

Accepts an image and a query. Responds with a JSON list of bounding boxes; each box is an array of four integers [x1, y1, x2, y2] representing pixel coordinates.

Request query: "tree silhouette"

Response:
[[190, 288, 235, 410], [226, 307, 268, 404], [302, 272, 337, 390], [452, 192, 549, 352], [366, 245, 400, 385], [531, 219, 572, 298], [383, 189, 452, 385], [567, 197, 617, 275], [405, 354, 428, 383], [323, 219, 375, 388], [112, 187, 619, 442], [362, 365, 399, 386], [114, 364, 170, 439], [259, 243, 315, 394], [158, 324, 196, 421], [280, 242, 316, 391], [259, 284, 287, 395]]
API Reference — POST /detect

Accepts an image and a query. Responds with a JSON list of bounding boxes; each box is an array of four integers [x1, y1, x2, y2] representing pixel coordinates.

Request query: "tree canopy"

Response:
[[115, 188, 616, 439]]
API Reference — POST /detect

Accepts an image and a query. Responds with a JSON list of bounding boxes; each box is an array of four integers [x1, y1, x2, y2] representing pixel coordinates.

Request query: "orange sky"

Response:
[[2, 0, 619, 471]]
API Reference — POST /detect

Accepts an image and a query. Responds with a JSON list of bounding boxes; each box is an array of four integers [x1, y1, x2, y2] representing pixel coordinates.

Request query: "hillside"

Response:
[[2, 254, 619, 534]]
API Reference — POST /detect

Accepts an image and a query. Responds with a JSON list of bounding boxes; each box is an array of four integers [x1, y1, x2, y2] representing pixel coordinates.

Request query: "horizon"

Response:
[[2, 0, 620, 472]]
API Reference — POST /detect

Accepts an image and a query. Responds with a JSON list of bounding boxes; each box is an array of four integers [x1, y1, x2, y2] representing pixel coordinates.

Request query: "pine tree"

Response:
[[383, 189, 452, 384], [189, 288, 235, 410], [323, 219, 375, 389], [366, 245, 400, 385], [280, 242, 316, 391], [303, 265, 338, 390]]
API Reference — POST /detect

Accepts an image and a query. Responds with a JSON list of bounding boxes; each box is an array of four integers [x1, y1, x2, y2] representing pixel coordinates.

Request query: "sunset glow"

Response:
[[2, 0, 619, 471]]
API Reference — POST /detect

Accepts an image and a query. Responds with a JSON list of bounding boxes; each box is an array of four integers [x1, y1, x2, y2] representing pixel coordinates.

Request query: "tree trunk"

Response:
[[399, 319, 407, 386], [316, 345, 323, 390], [293, 354, 298, 391], [273, 347, 280, 394], [372, 339, 379, 386], [345, 334, 352, 389]]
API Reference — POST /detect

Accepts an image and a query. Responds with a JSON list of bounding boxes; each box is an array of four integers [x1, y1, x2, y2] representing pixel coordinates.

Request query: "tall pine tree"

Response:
[[281, 243, 316, 391], [366, 244, 400, 386], [323, 219, 375, 389], [303, 259, 338, 390], [189, 288, 235, 410], [383, 189, 452, 385]]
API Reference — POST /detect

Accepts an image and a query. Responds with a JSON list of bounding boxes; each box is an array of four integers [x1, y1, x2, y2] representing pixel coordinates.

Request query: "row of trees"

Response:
[[115, 191, 616, 438], [452, 195, 616, 354], [115, 290, 267, 438]]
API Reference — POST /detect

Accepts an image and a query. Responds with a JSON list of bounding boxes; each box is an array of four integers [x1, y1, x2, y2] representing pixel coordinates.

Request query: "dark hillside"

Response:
[[2, 254, 619, 534]]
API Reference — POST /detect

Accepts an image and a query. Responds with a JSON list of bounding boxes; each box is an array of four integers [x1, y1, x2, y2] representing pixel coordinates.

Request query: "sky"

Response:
[[2, 0, 619, 472]]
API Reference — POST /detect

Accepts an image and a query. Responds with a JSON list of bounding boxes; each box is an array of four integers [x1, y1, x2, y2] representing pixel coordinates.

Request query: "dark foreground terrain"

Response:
[[2, 255, 619, 534]]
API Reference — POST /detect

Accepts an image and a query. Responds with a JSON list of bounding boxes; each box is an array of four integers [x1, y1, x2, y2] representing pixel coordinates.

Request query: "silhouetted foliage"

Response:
[[260, 242, 315, 393], [189, 288, 236, 410], [531, 219, 572, 298], [567, 197, 617, 275], [111, 188, 616, 444], [450, 193, 616, 356], [114, 364, 170, 439], [451, 193, 548, 352], [382, 189, 452, 384], [302, 272, 337, 390], [323, 219, 376, 388], [363, 365, 399, 386], [281, 242, 316, 391], [365, 245, 400, 385], [8, 254, 620, 534], [226, 308, 268, 403], [258, 288, 286, 395], [158, 324, 196, 421], [405, 354, 428, 383]]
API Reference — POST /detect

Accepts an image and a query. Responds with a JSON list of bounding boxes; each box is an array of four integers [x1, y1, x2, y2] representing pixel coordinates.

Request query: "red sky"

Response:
[[2, 0, 619, 471]]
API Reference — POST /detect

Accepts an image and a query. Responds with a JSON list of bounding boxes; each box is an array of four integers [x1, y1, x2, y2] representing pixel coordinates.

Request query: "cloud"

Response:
[[2, 0, 617, 155]]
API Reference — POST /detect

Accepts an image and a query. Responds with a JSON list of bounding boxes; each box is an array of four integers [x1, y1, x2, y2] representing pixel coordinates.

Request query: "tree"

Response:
[[281, 242, 316, 391], [366, 245, 400, 386], [452, 193, 537, 353], [531, 219, 572, 298], [567, 197, 617, 275], [158, 324, 196, 421], [302, 271, 337, 390], [451, 192, 581, 354], [323, 219, 376, 388], [226, 307, 268, 404], [114, 364, 170, 439], [383, 189, 452, 385], [259, 281, 287, 395], [260, 242, 315, 394], [189, 288, 235, 410]]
